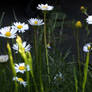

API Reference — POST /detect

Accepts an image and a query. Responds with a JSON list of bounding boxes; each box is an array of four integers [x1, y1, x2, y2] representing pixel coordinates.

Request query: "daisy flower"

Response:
[[12, 41, 31, 53], [0, 26, 17, 38], [13, 77, 27, 87], [14, 63, 30, 73], [37, 4, 54, 11], [12, 22, 29, 33], [83, 43, 92, 52], [28, 18, 44, 26], [86, 15, 92, 24]]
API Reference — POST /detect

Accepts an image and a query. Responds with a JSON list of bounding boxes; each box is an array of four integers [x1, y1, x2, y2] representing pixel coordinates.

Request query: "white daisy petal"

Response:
[[83, 43, 92, 52], [0, 26, 17, 39], [14, 63, 30, 74], [13, 77, 27, 87], [86, 15, 92, 24], [12, 22, 29, 33], [23, 42, 27, 48], [37, 4, 54, 11], [12, 41, 31, 53], [28, 18, 44, 26]]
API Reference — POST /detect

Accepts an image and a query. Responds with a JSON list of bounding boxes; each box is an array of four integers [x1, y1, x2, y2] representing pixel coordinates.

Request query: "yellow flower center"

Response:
[[19, 66, 25, 70], [34, 21, 38, 24], [88, 46, 91, 50], [5, 32, 11, 37], [75, 21, 82, 28], [42, 5, 48, 9], [17, 78, 24, 82], [22, 47, 25, 52], [17, 25, 23, 29]]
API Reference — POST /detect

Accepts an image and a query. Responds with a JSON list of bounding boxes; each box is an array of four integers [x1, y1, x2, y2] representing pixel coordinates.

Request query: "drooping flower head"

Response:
[[12, 41, 31, 53], [28, 18, 44, 26], [80, 6, 88, 16], [14, 63, 30, 73], [13, 77, 27, 87], [75, 21, 82, 28], [83, 43, 92, 52], [80, 6, 87, 13], [37, 4, 54, 11], [0, 26, 17, 38], [12, 22, 29, 33]]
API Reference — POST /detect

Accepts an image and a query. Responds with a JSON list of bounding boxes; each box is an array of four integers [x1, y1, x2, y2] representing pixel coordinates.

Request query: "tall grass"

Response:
[[16, 36, 38, 92], [82, 52, 90, 92], [7, 43, 18, 92], [43, 11, 50, 84]]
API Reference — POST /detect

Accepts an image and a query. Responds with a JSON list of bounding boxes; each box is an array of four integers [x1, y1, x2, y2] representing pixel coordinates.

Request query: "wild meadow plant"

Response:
[[28, 18, 44, 92], [37, 4, 54, 85], [82, 43, 91, 92], [0, 3, 92, 92], [75, 20, 82, 76], [0, 3, 54, 92]]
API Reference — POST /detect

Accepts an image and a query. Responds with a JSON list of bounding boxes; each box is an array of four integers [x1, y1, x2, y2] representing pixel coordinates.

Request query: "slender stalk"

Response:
[[76, 30, 81, 75], [19, 52, 31, 92], [12, 9, 18, 21], [59, 14, 66, 42], [26, 70, 30, 92], [73, 55, 78, 92], [39, 46, 44, 92], [43, 12, 50, 84], [7, 43, 18, 92], [0, 12, 5, 26], [82, 52, 90, 92], [27, 52, 38, 92], [34, 27, 44, 92], [20, 52, 38, 92], [74, 67, 78, 92], [33, 27, 39, 75]]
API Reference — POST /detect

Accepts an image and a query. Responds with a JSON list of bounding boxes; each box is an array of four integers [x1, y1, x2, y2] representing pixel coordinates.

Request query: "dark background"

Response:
[[0, 0, 92, 25]]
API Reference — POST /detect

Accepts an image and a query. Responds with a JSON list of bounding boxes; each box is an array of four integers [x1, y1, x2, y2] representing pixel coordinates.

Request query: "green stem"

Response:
[[74, 67, 78, 92], [27, 52, 38, 92], [16, 39, 38, 92], [21, 53, 38, 92], [39, 46, 44, 92], [44, 12, 50, 84], [34, 27, 39, 74], [20, 52, 30, 92], [73, 55, 78, 92], [82, 52, 90, 92], [76, 30, 81, 75], [27, 71, 30, 92]]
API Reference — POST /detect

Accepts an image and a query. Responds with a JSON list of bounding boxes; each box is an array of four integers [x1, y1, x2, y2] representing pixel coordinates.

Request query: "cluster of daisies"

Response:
[[13, 63, 30, 87], [0, 4, 54, 87]]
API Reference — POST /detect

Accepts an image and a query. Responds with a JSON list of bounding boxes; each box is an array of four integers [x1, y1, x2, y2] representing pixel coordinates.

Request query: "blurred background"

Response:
[[0, 0, 92, 23]]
